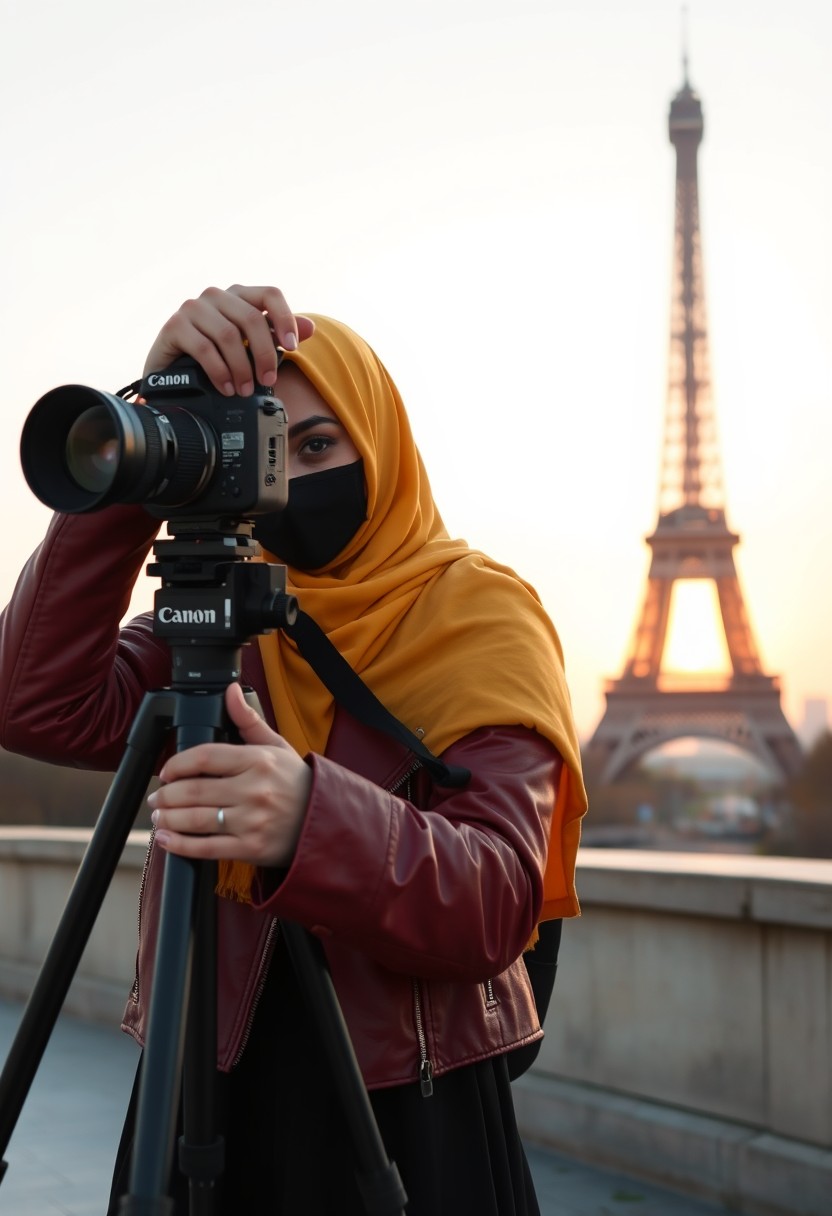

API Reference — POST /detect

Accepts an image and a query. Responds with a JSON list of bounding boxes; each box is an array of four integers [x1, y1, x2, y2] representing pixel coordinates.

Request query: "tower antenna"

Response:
[[682, 5, 690, 85]]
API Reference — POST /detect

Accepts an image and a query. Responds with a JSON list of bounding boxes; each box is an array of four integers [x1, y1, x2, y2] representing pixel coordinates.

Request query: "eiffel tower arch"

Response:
[[585, 64, 803, 785]]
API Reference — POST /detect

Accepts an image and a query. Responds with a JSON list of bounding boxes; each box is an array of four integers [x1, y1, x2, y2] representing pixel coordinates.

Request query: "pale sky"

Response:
[[1, 0, 829, 743]]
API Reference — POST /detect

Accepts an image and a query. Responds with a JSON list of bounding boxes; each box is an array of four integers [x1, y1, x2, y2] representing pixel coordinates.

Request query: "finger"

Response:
[[224, 285, 290, 385], [229, 285, 300, 357], [149, 778, 238, 820], [145, 313, 239, 396], [144, 302, 254, 396], [191, 289, 278, 394], [225, 683, 283, 747], [157, 741, 259, 785], [154, 828, 251, 861], [153, 804, 230, 836], [154, 804, 299, 867]]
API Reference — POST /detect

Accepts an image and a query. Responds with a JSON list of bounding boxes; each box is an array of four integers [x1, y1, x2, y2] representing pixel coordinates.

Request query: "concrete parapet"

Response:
[[0, 827, 148, 1024], [1, 832, 830, 1214], [513, 1075, 832, 1216], [516, 849, 832, 1216]]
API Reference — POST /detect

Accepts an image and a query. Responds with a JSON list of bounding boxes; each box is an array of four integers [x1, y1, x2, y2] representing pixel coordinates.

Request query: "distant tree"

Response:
[[788, 731, 832, 857], [0, 748, 153, 830]]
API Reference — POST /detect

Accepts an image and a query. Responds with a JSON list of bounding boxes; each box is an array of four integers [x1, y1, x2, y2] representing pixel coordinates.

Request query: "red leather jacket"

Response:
[[0, 508, 561, 1089]]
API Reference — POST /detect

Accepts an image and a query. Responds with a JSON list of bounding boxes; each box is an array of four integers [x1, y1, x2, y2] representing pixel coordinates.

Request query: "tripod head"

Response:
[[148, 517, 297, 690]]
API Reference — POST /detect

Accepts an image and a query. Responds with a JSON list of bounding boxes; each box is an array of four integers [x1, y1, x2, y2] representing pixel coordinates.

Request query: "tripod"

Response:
[[0, 520, 407, 1216]]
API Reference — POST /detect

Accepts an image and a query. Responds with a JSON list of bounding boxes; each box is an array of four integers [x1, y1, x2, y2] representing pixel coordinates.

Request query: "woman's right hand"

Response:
[[143, 285, 316, 397]]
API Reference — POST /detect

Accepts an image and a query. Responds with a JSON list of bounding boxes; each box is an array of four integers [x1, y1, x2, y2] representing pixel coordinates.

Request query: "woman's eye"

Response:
[[299, 435, 336, 457]]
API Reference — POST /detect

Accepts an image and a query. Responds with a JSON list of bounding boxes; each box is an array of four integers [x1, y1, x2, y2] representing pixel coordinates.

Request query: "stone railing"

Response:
[[1, 831, 830, 1215], [0, 828, 147, 1023], [512, 849, 832, 1216]]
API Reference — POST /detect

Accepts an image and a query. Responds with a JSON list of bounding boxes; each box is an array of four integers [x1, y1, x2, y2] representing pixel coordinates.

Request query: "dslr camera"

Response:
[[20, 355, 288, 521]]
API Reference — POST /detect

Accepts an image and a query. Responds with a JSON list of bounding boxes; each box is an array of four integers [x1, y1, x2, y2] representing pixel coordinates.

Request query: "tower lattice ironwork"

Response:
[[584, 67, 802, 784]]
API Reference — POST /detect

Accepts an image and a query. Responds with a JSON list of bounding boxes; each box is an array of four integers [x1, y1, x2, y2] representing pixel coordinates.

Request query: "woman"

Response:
[[0, 285, 586, 1214]]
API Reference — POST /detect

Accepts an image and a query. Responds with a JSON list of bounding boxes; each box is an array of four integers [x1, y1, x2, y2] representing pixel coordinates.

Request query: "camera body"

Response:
[[138, 357, 288, 520], [21, 355, 289, 521]]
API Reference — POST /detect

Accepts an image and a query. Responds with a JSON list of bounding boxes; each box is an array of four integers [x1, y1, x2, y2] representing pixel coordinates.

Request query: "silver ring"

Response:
[[216, 807, 225, 831]]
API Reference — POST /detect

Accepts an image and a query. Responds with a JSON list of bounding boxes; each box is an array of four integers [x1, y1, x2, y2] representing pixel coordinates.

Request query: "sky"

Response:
[[1, 0, 829, 745]]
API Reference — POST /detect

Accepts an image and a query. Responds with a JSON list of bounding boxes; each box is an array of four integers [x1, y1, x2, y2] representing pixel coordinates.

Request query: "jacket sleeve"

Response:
[[253, 726, 561, 983], [0, 506, 169, 770]]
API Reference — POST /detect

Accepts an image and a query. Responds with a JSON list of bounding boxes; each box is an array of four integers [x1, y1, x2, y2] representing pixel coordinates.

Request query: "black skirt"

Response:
[[110, 944, 540, 1216]]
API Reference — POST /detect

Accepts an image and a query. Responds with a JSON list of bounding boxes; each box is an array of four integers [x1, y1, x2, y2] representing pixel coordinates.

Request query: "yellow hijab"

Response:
[[223, 316, 586, 922]]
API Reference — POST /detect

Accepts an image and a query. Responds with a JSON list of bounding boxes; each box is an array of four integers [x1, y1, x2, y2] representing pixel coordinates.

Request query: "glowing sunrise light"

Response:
[[662, 578, 733, 676]]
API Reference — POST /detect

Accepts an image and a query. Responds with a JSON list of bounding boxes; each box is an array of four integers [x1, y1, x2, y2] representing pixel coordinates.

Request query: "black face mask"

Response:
[[253, 459, 367, 571]]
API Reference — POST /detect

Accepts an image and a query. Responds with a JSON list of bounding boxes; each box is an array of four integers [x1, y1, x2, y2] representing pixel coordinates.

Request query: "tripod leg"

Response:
[[120, 690, 231, 1215], [0, 690, 175, 1185], [123, 850, 197, 1212], [282, 923, 408, 1216], [180, 861, 225, 1214], [180, 691, 266, 1212]]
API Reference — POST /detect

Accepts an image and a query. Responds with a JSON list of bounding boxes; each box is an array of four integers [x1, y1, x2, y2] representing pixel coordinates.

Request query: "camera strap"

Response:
[[283, 609, 471, 789], [283, 609, 560, 1058]]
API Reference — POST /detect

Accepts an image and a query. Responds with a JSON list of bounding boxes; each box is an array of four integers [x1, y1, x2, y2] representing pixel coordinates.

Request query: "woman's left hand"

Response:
[[148, 683, 311, 867]]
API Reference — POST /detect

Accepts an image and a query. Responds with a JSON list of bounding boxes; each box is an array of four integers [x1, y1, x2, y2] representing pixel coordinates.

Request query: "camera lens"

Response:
[[65, 406, 121, 494], [20, 385, 215, 514]]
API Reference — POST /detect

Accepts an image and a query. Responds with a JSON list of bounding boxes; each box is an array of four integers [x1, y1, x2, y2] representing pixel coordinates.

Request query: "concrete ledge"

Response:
[[513, 1073, 832, 1216], [575, 851, 832, 930], [737, 1134, 832, 1216], [0, 827, 148, 1027], [0, 826, 150, 867]]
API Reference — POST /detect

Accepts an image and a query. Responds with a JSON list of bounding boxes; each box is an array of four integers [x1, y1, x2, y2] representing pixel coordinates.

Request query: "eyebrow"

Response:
[[287, 414, 345, 440]]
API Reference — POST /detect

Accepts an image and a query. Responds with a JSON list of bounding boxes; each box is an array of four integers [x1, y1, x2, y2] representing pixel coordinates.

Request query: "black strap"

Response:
[[284, 609, 470, 789]]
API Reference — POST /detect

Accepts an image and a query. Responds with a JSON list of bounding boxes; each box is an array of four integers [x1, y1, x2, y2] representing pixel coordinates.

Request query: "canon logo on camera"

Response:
[[147, 372, 192, 387], [157, 607, 217, 625]]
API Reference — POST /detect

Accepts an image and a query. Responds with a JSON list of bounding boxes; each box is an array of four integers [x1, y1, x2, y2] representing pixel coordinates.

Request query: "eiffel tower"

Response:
[[585, 64, 803, 784]]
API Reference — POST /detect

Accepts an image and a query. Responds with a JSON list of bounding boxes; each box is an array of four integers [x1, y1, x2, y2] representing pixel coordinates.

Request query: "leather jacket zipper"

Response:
[[130, 826, 156, 1005], [231, 917, 280, 1067], [412, 979, 434, 1097], [388, 759, 421, 799], [391, 760, 434, 1095]]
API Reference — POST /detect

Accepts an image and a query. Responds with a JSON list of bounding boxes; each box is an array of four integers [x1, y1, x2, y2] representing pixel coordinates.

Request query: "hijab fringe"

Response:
[[217, 859, 255, 904]]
